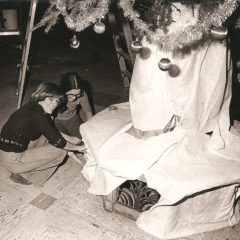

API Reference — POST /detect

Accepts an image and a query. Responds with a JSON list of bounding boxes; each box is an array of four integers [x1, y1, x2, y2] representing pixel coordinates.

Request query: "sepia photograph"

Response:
[[0, 0, 240, 239]]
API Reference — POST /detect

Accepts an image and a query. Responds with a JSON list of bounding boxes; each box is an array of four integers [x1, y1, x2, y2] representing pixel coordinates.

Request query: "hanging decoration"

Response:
[[130, 40, 143, 53], [210, 26, 228, 40], [118, 0, 239, 51], [93, 21, 106, 34], [69, 35, 80, 48], [37, 0, 239, 51], [158, 58, 172, 71], [168, 64, 181, 78], [39, 0, 111, 33]]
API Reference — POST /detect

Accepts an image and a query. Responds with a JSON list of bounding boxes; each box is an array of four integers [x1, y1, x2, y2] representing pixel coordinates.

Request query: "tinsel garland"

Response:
[[119, 0, 239, 51], [39, 0, 110, 32], [38, 0, 239, 50], [36, 0, 61, 32]]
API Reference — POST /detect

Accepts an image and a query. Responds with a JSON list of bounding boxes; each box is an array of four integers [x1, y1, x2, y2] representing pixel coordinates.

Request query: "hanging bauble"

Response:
[[168, 64, 180, 77], [158, 58, 172, 71], [140, 47, 151, 60], [94, 22, 105, 34], [69, 35, 80, 49], [130, 40, 143, 54], [210, 26, 228, 41]]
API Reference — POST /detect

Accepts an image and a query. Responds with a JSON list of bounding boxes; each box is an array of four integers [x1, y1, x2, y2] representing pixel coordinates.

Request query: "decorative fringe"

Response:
[[38, 0, 110, 33], [119, 0, 239, 51], [37, 0, 239, 50]]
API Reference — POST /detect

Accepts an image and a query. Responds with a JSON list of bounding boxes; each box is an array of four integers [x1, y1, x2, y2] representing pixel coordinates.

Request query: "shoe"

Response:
[[10, 173, 32, 185]]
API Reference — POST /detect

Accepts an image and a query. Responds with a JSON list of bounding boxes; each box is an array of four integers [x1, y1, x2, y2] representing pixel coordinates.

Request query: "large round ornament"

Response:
[[69, 35, 80, 49], [168, 64, 180, 77], [210, 26, 228, 41], [130, 40, 143, 53], [158, 58, 172, 71], [94, 22, 105, 34]]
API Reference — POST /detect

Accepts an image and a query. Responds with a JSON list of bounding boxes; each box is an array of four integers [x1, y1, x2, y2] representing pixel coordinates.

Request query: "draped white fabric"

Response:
[[80, 101, 240, 239], [130, 38, 230, 134], [80, 4, 240, 239]]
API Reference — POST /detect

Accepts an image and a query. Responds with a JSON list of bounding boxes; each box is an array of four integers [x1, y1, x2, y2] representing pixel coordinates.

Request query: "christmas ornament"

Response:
[[69, 35, 80, 49], [130, 40, 143, 53], [158, 58, 172, 71], [140, 47, 151, 60], [168, 64, 180, 77], [38, 0, 237, 51], [94, 22, 105, 34], [210, 26, 228, 41], [118, 0, 237, 51]]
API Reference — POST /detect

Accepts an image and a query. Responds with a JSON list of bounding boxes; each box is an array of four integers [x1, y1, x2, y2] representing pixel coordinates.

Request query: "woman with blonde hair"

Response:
[[0, 82, 86, 186]]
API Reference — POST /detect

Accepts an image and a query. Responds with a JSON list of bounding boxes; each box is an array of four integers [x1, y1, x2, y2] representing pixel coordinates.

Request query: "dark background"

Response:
[[0, 0, 240, 122]]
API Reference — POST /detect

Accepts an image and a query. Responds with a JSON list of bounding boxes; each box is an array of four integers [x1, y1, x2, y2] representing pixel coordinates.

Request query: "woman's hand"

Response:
[[76, 143, 87, 153], [68, 136, 82, 145], [60, 132, 82, 145], [63, 140, 87, 152]]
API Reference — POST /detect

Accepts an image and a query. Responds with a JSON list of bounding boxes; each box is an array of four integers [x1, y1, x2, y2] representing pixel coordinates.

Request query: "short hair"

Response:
[[59, 72, 85, 96], [30, 82, 65, 103]]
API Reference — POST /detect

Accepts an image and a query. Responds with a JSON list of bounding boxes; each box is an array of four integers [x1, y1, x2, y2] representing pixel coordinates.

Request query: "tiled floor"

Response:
[[1, 17, 240, 240], [1, 155, 240, 240], [0, 157, 161, 240]]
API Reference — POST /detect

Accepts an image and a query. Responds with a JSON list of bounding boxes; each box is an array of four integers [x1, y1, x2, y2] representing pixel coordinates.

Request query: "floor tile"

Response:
[[0, 205, 46, 240], [30, 193, 57, 210], [0, 168, 42, 210]]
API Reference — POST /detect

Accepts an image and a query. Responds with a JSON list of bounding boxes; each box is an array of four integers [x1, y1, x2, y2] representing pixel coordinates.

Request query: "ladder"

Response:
[[16, 1, 134, 107], [17, 0, 37, 109], [108, 4, 136, 88]]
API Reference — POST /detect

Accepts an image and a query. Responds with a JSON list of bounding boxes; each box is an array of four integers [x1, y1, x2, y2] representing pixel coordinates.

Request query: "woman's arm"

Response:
[[79, 92, 93, 121], [34, 108, 86, 153], [85, 111, 93, 121], [60, 132, 81, 145], [35, 109, 83, 150], [60, 132, 85, 152], [63, 141, 86, 152]]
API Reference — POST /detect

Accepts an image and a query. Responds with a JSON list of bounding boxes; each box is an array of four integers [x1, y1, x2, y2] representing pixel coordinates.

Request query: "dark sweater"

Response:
[[0, 102, 67, 153]]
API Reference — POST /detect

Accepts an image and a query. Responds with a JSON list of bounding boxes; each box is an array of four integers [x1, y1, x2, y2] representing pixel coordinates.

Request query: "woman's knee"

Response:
[[0, 160, 27, 174], [0, 151, 26, 173]]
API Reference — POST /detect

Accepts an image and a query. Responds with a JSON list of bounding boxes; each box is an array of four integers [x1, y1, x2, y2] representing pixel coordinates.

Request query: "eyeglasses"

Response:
[[67, 92, 84, 102]]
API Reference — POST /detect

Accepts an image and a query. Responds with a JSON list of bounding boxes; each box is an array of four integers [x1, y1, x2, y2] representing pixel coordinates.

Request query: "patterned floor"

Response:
[[0, 156, 160, 240], [1, 155, 240, 240]]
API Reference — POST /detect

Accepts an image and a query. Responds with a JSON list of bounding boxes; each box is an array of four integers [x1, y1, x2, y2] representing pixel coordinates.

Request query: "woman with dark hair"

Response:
[[0, 82, 86, 186], [55, 72, 93, 140]]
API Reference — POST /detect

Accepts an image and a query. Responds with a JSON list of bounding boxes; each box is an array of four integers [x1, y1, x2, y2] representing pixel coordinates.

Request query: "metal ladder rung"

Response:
[[116, 48, 131, 62], [118, 32, 125, 38], [17, 0, 37, 108]]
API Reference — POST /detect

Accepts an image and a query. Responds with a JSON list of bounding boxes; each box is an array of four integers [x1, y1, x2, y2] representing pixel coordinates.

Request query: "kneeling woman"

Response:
[[0, 82, 85, 186]]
